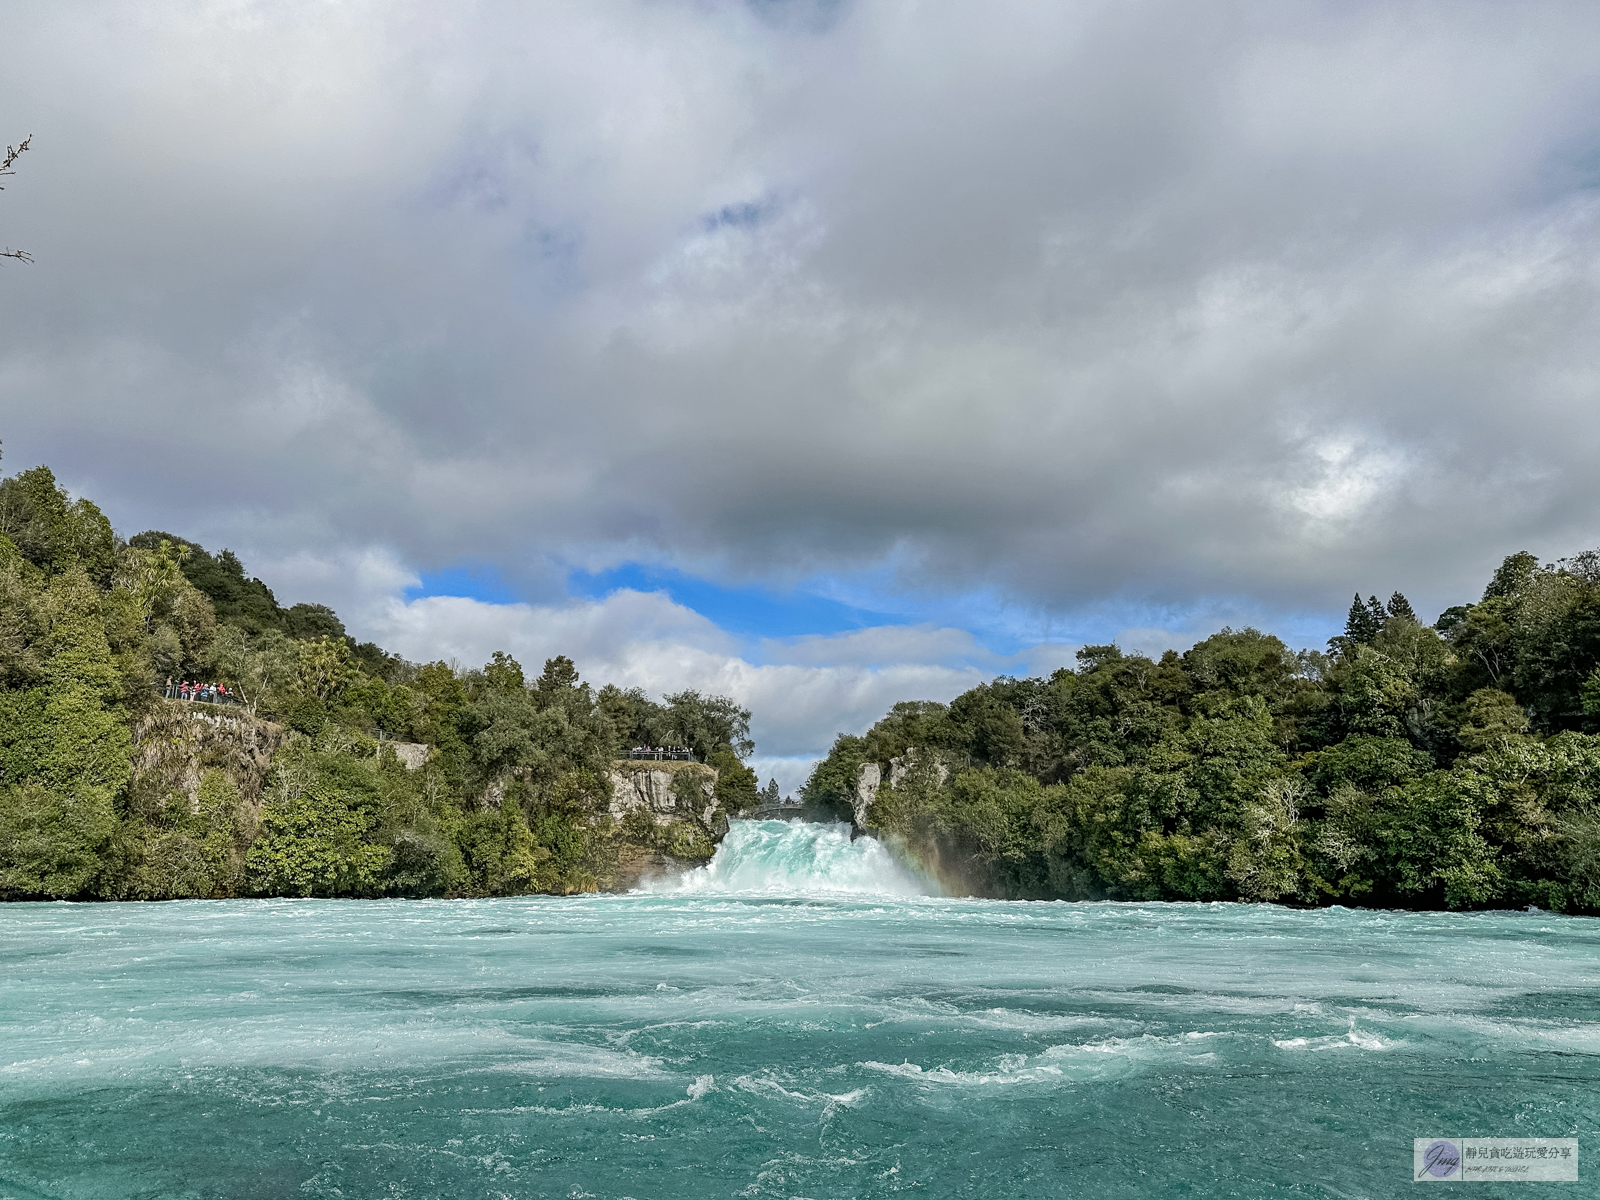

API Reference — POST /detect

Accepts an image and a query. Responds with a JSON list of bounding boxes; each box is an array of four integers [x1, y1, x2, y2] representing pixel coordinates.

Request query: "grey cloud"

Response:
[[4, 0, 1600, 630], [761, 624, 1003, 670]]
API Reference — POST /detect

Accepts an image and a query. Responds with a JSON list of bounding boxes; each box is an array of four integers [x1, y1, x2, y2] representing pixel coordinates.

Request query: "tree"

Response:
[[1581, 667, 1600, 718], [1387, 592, 1418, 623], [0, 566, 131, 897], [129, 533, 284, 633], [482, 650, 525, 693], [455, 802, 547, 895], [111, 540, 216, 678], [663, 689, 754, 761], [535, 655, 580, 697], [1309, 735, 1433, 795], [0, 466, 115, 583], [1341, 593, 1383, 647], [800, 733, 870, 821], [709, 749, 759, 814], [208, 626, 298, 714], [1483, 551, 1538, 601], [1183, 627, 1298, 703], [246, 781, 387, 897], [859, 700, 955, 765], [1075, 644, 1123, 673], [1456, 688, 1531, 752], [1, 134, 30, 264], [1227, 776, 1307, 902], [597, 683, 668, 751], [948, 684, 1026, 766], [1329, 644, 1415, 739], [282, 603, 345, 641], [297, 636, 355, 703]]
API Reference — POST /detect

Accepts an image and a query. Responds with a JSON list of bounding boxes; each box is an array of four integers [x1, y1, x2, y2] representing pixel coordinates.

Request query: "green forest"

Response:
[[803, 558, 1600, 912], [8, 451, 1600, 914], [0, 456, 759, 901]]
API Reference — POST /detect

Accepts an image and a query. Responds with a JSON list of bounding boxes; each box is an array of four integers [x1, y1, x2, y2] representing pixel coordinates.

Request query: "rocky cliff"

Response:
[[131, 704, 292, 821], [853, 747, 948, 829], [602, 760, 727, 891], [127, 711, 731, 896], [607, 760, 724, 831]]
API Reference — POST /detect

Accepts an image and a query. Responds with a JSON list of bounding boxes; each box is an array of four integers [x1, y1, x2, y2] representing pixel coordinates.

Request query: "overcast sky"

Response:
[[5, 0, 1600, 788]]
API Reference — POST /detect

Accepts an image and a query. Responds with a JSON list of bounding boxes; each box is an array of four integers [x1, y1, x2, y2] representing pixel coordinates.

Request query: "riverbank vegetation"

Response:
[[0, 456, 754, 900], [804, 560, 1600, 912]]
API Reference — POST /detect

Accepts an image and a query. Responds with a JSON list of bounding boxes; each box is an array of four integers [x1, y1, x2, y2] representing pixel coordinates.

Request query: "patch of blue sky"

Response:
[[411, 555, 1345, 666], [407, 564, 524, 606], [785, 574, 1345, 659], [568, 562, 902, 641], [757, 569, 1109, 657]]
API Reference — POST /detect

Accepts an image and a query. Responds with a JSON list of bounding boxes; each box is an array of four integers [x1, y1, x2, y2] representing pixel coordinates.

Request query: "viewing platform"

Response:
[[624, 746, 698, 762]]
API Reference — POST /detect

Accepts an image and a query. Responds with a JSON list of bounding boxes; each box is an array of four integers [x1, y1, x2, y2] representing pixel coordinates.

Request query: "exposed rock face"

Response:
[[480, 763, 725, 834], [132, 704, 291, 818], [889, 747, 948, 791], [607, 761, 724, 835], [384, 741, 430, 771], [850, 750, 947, 829], [853, 762, 881, 827], [481, 775, 509, 809], [609, 844, 705, 893], [603, 760, 727, 892]]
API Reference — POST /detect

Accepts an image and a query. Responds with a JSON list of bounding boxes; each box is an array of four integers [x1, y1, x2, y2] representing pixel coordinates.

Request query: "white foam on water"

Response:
[[854, 1035, 1232, 1089], [858, 1060, 1043, 1086], [650, 820, 934, 898], [685, 1073, 715, 1100], [1038, 1030, 1237, 1073], [0, 1020, 671, 1080], [1273, 1019, 1395, 1052]]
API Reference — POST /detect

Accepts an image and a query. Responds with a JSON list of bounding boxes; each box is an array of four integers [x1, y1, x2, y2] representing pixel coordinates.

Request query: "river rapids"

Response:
[[2, 819, 1596, 1197]]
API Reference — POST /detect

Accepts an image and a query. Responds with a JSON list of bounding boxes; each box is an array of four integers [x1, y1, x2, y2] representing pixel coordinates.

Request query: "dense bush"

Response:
[[0, 456, 755, 900], [807, 571, 1600, 913]]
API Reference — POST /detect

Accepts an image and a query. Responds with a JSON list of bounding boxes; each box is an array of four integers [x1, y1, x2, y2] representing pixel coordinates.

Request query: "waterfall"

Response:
[[651, 820, 934, 897]]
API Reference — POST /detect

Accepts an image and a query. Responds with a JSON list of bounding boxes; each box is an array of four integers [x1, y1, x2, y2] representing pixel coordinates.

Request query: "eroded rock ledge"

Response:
[[607, 760, 723, 832], [603, 760, 728, 891]]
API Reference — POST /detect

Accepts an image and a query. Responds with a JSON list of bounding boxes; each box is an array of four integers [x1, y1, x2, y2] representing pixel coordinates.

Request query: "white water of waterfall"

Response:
[[649, 819, 935, 897]]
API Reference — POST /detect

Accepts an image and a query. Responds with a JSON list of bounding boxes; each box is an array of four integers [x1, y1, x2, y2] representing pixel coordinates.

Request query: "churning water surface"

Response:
[[2, 819, 1598, 1199]]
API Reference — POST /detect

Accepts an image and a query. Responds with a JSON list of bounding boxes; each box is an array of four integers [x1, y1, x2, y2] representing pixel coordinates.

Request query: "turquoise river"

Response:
[[2, 820, 1597, 1198]]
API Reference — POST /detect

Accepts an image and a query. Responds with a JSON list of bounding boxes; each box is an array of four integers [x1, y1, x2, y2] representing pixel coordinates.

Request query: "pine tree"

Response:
[[1387, 591, 1417, 623], [1344, 593, 1382, 645]]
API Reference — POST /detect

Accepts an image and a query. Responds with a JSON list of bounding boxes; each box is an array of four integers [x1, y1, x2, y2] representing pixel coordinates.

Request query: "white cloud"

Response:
[[1286, 435, 1412, 526], [359, 587, 987, 764]]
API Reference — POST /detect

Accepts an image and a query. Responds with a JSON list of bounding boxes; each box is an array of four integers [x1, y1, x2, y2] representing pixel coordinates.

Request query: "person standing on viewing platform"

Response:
[[166, 682, 236, 706]]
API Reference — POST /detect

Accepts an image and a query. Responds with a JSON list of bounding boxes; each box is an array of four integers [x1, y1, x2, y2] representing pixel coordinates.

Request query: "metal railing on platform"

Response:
[[163, 684, 243, 706]]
